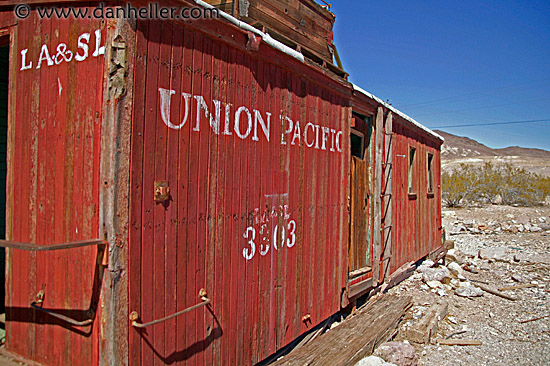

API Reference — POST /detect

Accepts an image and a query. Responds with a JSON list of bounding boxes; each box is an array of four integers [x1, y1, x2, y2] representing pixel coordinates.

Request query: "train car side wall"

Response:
[[127, 16, 351, 366], [0, 6, 107, 365], [390, 118, 442, 273]]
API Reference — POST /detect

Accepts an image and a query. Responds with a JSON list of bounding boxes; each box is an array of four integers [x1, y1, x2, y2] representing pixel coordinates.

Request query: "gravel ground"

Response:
[[385, 205, 550, 366]]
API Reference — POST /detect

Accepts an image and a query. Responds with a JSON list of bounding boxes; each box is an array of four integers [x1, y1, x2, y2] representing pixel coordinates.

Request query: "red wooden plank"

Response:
[[28, 13, 47, 363], [228, 46, 243, 364], [209, 36, 231, 364], [91, 24, 104, 366], [289, 72, 304, 342], [45, 14, 61, 366], [198, 32, 213, 365], [250, 54, 266, 362], [151, 19, 171, 366], [11, 12, 33, 359], [69, 17, 86, 365], [55, 17, 71, 365], [128, 17, 148, 366], [141, 19, 162, 366], [174, 25, 193, 366], [219, 45, 237, 366], [184, 30, 203, 366], [25, 12, 41, 361], [162, 20, 182, 366]]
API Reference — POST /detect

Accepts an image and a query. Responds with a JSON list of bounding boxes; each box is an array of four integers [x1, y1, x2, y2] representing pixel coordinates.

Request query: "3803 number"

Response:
[[242, 220, 296, 260]]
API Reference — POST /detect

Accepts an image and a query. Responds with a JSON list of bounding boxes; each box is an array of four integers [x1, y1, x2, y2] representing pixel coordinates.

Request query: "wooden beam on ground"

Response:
[[437, 339, 482, 346], [271, 294, 412, 366], [498, 283, 536, 291], [380, 261, 416, 293], [474, 283, 517, 301], [405, 300, 448, 344]]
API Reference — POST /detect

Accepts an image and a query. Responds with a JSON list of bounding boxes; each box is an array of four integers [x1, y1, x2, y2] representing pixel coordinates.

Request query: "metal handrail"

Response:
[[130, 289, 210, 328], [0, 239, 107, 327], [30, 291, 95, 327], [0, 239, 106, 251]]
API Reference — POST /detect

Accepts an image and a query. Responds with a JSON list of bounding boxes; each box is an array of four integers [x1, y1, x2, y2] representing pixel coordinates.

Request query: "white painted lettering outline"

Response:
[[158, 88, 343, 152]]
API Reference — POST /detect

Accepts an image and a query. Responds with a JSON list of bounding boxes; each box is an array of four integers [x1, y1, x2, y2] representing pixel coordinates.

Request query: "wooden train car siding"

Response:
[[347, 88, 443, 301], [127, 15, 351, 365], [0, 1, 444, 365], [1, 6, 106, 365]]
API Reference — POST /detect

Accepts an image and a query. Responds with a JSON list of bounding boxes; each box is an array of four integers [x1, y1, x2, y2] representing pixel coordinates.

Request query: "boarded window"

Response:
[[350, 130, 364, 159], [408, 147, 416, 194], [427, 152, 434, 194]]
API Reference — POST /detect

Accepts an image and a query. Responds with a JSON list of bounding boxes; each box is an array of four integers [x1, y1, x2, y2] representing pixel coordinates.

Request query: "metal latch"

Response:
[[154, 181, 170, 202]]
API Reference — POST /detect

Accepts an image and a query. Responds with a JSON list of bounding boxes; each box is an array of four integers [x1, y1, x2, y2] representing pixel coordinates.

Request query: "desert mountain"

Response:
[[434, 130, 550, 177]]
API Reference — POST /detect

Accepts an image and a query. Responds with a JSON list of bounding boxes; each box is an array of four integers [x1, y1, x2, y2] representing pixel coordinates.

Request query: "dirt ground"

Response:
[[386, 205, 550, 365]]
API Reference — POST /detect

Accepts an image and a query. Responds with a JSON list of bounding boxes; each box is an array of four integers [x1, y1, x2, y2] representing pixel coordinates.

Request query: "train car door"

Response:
[[348, 113, 372, 277]]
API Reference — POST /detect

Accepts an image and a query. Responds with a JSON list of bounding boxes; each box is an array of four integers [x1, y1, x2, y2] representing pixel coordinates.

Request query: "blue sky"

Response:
[[327, 0, 550, 150]]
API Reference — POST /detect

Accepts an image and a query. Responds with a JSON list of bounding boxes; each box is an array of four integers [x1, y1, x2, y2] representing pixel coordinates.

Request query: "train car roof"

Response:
[[352, 83, 444, 142]]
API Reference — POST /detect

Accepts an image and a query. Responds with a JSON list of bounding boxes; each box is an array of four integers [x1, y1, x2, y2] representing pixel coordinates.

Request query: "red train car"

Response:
[[0, 1, 443, 365]]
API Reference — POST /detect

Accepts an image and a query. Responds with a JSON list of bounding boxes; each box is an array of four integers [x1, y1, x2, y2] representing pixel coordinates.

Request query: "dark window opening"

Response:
[[350, 130, 365, 159], [408, 147, 416, 194], [427, 152, 434, 194]]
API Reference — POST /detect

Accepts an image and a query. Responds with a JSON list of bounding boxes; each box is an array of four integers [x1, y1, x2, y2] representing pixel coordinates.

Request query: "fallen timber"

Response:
[[271, 294, 412, 366]]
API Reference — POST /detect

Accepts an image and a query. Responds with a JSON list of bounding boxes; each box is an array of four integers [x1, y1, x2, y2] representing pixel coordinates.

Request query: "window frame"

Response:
[[350, 129, 365, 160], [427, 152, 434, 195], [408, 146, 416, 196]]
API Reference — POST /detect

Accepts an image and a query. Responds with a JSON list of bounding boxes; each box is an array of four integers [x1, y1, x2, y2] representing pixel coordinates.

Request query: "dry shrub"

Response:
[[442, 163, 550, 207]]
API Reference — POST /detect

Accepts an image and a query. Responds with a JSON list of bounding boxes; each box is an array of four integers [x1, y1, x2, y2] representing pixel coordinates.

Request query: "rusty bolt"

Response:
[[302, 314, 311, 322], [198, 288, 208, 301], [129, 311, 139, 322], [36, 290, 45, 304]]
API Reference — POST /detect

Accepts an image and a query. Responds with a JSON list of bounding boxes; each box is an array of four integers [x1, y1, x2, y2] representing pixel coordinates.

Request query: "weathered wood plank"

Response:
[[271, 294, 412, 366]]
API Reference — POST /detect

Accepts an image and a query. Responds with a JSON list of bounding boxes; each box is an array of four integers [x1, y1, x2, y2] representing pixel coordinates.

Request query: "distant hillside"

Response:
[[434, 130, 550, 177]]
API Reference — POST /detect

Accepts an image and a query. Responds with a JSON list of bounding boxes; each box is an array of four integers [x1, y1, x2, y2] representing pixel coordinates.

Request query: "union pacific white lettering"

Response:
[[158, 87, 342, 152]]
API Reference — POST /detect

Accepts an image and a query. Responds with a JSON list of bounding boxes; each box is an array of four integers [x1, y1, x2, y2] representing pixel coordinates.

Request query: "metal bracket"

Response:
[[130, 289, 210, 328], [154, 180, 170, 202]]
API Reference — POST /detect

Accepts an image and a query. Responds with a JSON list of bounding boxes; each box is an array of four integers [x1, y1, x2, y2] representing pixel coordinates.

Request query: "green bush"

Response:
[[442, 163, 550, 207]]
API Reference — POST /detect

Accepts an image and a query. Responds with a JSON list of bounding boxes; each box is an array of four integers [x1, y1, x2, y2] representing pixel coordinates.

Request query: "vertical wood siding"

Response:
[[390, 120, 442, 274], [4, 9, 104, 365], [128, 19, 350, 366]]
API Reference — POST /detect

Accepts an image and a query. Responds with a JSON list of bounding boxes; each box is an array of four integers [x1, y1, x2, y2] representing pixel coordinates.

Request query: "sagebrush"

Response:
[[442, 163, 550, 207]]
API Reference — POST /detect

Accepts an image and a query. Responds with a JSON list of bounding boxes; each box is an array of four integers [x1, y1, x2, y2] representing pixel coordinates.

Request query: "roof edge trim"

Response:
[[194, 0, 305, 63], [352, 83, 444, 142]]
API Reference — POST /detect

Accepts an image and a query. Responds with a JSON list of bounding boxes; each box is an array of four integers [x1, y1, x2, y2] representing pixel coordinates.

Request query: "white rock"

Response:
[[450, 279, 460, 289], [517, 224, 524, 232], [447, 262, 463, 277], [478, 247, 511, 262], [426, 280, 444, 289], [455, 286, 484, 297], [419, 266, 451, 283], [422, 259, 435, 267], [355, 355, 397, 366]]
